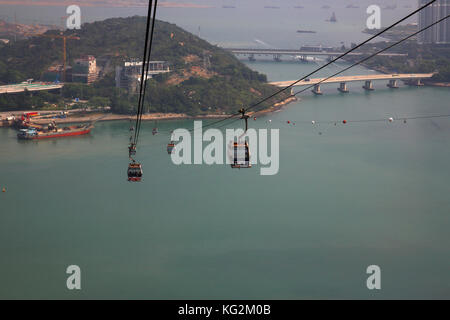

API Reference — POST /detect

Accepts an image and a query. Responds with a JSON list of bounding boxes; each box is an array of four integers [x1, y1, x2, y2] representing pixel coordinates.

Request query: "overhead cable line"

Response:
[[293, 13, 450, 96], [174, 0, 438, 134], [212, 6, 448, 130], [135, 0, 159, 146], [242, 0, 438, 114], [132, 0, 154, 147]]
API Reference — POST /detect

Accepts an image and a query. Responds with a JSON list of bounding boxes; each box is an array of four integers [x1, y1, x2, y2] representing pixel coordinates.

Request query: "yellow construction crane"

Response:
[[25, 32, 80, 82]]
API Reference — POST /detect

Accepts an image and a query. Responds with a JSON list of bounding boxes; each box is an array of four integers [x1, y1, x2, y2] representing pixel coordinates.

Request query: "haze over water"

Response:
[[1, 0, 450, 299]]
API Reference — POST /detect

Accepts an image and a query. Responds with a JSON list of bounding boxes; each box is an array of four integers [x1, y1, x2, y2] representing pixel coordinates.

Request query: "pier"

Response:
[[269, 73, 434, 93], [0, 83, 63, 95]]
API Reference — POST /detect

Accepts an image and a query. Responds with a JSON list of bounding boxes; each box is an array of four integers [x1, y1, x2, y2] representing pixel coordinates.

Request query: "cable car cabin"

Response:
[[129, 144, 136, 157], [167, 142, 175, 154], [128, 163, 143, 182], [231, 141, 251, 169]]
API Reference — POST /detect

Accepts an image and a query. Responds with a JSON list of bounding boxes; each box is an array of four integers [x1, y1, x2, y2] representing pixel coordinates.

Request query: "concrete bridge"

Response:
[[224, 48, 408, 61], [0, 83, 63, 95], [269, 73, 434, 95]]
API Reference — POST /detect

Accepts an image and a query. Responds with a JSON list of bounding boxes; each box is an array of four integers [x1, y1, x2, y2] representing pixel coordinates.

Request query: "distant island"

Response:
[[0, 19, 57, 40], [363, 24, 418, 42], [0, 17, 292, 116]]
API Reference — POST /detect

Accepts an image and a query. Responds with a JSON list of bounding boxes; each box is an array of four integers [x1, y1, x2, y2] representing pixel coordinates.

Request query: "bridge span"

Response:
[[224, 48, 408, 61], [269, 73, 434, 94]]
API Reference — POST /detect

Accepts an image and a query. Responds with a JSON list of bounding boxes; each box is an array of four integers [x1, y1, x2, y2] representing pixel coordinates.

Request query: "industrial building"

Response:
[[115, 60, 170, 92]]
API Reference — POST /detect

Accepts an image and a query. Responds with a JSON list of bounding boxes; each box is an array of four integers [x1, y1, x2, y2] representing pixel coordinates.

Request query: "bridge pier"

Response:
[[273, 54, 282, 62], [248, 54, 255, 62], [406, 78, 424, 86], [312, 84, 323, 95], [387, 79, 399, 89], [363, 80, 374, 91], [337, 82, 349, 93]]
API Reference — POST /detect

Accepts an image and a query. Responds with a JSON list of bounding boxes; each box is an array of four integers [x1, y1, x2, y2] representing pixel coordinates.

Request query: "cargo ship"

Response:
[[297, 30, 317, 34], [17, 122, 92, 140]]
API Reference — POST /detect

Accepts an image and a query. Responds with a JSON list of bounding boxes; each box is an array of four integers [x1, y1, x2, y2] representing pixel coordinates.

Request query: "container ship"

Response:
[[17, 122, 92, 140]]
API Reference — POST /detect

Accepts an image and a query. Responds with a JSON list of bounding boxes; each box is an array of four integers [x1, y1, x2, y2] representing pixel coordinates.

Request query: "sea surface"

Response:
[[1, 0, 450, 299], [1, 0, 418, 47]]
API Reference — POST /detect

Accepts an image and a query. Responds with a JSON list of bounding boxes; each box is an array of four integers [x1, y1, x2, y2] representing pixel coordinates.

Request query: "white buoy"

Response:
[[389, 117, 394, 123], [312, 120, 316, 125]]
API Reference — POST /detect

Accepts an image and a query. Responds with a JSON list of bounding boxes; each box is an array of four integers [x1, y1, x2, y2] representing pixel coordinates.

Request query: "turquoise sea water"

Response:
[[1, 0, 449, 299], [1, 61, 449, 298]]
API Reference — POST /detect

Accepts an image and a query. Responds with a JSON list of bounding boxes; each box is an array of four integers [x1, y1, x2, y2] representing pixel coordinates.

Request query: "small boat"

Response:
[[327, 12, 337, 22]]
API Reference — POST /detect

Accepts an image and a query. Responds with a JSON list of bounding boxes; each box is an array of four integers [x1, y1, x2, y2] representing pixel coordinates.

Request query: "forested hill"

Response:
[[0, 16, 289, 115]]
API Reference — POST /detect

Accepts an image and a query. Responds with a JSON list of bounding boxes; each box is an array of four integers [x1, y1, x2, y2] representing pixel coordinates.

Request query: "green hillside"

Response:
[[0, 16, 289, 115]]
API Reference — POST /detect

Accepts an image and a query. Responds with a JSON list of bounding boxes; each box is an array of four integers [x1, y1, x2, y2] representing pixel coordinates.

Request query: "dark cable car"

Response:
[[167, 131, 175, 154], [127, 162, 143, 182], [231, 141, 251, 169], [231, 108, 251, 169], [129, 143, 137, 157], [167, 141, 175, 154]]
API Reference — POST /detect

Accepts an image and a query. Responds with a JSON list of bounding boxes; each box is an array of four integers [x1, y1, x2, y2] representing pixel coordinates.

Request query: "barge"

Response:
[[17, 123, 92, 140]]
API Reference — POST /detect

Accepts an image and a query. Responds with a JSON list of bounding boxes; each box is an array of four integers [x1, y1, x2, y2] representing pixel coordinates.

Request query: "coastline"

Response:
[[424, 82, 450, 88], [0, 96, 299, 127]]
